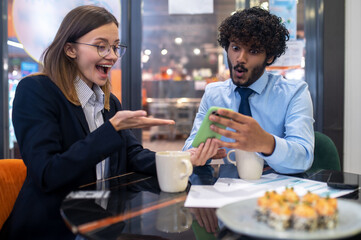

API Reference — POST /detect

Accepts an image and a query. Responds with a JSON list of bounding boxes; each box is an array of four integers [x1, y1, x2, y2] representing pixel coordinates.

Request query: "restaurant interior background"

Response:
[[1, 0, 360, 174]]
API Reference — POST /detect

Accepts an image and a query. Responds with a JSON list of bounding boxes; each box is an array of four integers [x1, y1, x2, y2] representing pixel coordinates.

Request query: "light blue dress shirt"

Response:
[[183, 72, 314, 180]]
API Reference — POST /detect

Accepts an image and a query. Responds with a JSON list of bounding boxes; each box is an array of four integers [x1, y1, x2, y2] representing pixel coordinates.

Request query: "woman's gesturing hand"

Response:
[[109, 110, 175, 131]]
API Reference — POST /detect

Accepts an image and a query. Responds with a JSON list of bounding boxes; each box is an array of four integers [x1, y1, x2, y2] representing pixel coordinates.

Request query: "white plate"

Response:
[[216, 198, 361, 239]]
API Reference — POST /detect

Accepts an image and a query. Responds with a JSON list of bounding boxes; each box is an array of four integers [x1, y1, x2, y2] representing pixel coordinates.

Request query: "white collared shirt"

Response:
[[74, 78, 109, 181]]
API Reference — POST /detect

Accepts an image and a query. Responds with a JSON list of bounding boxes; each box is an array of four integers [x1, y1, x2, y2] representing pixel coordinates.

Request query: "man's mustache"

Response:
[[234, 64, 248, 72]]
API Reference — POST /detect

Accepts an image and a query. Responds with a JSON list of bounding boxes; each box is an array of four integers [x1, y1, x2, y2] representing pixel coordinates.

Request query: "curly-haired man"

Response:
[[183, 7, 314, 181]]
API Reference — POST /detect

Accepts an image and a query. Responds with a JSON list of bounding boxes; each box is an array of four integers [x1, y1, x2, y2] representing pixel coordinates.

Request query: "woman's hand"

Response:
[[109, 110, 175, 131], [186, 139, 226, 166]]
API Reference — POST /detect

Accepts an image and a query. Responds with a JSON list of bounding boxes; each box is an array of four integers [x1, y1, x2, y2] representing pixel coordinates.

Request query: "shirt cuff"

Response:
[[257, 135, 286, 165]]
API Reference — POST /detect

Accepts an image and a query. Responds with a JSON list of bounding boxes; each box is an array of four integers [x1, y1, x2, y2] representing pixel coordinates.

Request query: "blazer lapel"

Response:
[[102, 109, 111, 122], [102, 104, 116, 122], [71, 105, 90, 134]]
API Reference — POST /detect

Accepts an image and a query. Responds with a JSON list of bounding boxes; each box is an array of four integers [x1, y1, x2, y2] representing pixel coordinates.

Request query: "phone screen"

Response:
[[327, 172, 359, 189]]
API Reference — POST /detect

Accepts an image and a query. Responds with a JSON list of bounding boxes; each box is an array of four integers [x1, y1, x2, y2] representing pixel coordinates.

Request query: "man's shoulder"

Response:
[[205, 79, 233, 92], [269, 73, 308, 91]]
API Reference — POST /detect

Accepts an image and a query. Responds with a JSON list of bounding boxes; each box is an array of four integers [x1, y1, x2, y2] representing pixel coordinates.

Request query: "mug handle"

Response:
[[180, 208, 193, 228], [227, 149, 237, 165], [180, 159, 193, 179]]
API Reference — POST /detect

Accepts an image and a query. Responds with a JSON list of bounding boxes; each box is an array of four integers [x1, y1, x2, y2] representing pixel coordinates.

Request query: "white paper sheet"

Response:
[[66, 190, 110, 199], [184, 173, 356, 208]]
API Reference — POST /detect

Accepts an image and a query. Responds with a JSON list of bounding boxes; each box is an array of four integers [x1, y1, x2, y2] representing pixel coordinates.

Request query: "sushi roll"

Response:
[[315, 197, 338, 229], [256, 192, 271, 222], [255, 189, 339, 231], [282, 187, 299, 207], [293, 203, 318, 231], [267, 200, 292, 231], [301, 191, 320, 207], [256, 191, 282, 222], [267, 190, 283, 202]]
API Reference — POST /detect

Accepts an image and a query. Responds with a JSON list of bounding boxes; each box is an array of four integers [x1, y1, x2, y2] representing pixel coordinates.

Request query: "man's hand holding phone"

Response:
[[191, 107, 231, 148], [188, 107, 229, 166], [209, 108, 275, 155]]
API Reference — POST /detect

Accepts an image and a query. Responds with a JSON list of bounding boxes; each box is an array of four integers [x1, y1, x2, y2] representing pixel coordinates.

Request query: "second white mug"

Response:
[[227, 149, 264, 180]]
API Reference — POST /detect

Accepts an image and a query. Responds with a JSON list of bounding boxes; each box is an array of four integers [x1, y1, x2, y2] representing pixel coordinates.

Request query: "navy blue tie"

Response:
[[236, 87, 254, 116]]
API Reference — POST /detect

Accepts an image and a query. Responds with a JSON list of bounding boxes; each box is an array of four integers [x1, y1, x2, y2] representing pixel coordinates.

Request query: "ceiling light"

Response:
[[142, 55, 150, 63], [161, 49, 168, 55], [166, 68, 173, 75], [174, 37, 183, 45], [193, 48, 201, 55]]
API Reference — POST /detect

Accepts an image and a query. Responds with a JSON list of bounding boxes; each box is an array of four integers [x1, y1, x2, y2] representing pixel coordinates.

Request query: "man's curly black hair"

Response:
[[218, 7, 289, 66]]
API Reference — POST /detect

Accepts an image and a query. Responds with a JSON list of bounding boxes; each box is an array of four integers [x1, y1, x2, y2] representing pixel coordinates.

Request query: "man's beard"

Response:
[[227, 57, 267, 87]]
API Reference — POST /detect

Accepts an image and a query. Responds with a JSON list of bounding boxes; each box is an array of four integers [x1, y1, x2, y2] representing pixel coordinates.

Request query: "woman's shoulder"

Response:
[[18, 73, 60, 92], [18, 73, 53, 88], [16, 73, 65, 105]]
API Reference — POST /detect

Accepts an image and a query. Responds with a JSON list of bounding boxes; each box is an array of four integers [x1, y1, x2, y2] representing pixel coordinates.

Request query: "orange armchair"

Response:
[[0, 159, 27, 229]]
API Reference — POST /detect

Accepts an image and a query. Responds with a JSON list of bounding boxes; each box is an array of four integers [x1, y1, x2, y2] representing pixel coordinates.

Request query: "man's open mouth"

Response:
[[234, 66, 247, 73]]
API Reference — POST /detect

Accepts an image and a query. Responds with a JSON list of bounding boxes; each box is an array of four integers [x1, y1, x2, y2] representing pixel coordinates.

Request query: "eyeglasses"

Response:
[[73, 42, 127, 58]]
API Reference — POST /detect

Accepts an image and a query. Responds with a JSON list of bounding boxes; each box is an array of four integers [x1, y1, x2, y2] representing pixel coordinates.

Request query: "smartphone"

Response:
[[327, 171, 359, 190], [191, 106, 232, 148]]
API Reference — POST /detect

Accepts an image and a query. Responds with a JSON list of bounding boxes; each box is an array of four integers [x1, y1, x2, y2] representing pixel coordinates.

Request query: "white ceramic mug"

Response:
[[156, 192, 193, 233], [227, 149, 264, 180], [156, 151, 193, 192]]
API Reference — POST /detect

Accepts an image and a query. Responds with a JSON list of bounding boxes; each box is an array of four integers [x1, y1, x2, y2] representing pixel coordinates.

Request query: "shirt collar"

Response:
[[231, 71, 269, 95], [74, 78, 104, 109]]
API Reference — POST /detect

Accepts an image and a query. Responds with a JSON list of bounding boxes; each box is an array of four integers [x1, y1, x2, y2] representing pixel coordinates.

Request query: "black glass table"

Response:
[[60, 169, 361, 240]]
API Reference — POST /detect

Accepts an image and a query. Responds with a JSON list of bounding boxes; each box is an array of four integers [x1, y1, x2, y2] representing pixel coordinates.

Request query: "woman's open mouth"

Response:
[[96, 64, 112, 75]]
